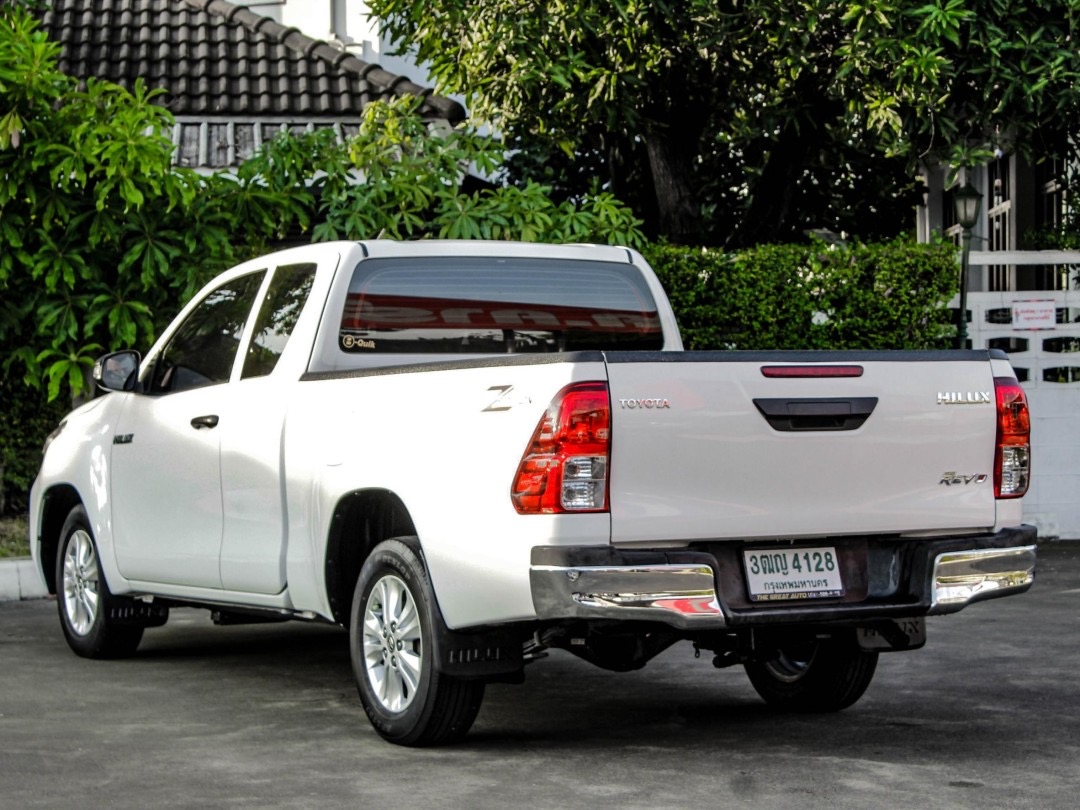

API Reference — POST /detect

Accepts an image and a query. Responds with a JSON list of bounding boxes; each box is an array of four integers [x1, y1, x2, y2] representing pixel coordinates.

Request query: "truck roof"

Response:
[[355, 240, 635, 263]]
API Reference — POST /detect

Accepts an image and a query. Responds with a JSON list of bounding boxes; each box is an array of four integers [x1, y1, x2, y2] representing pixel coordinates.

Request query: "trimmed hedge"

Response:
[[643, 240, 960, 351]]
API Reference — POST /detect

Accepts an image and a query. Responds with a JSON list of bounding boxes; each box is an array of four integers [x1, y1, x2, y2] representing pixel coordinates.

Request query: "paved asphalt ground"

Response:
[[1, 544, 1078, 810]]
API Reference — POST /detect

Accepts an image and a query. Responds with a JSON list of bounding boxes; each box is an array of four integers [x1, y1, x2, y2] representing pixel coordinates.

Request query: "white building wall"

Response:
[[1025, 387, 1080, 539]]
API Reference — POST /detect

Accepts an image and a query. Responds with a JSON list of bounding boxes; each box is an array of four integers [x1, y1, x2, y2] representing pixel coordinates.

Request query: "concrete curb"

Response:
[[0, 558, 48, 602]]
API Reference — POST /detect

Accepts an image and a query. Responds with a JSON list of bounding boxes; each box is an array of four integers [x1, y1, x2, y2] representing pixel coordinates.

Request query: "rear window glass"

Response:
[[339, 257, 662, 354]]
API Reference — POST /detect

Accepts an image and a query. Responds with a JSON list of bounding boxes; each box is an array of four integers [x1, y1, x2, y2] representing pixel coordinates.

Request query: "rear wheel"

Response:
[[744, 634, 878, 712], [56, 505, 145, 658], [350, 539, 484, 746]]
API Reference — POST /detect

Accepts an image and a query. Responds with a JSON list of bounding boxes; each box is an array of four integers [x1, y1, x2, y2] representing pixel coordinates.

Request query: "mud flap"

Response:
[[108, 600, 169, 627], [434, 623, 525, 681]]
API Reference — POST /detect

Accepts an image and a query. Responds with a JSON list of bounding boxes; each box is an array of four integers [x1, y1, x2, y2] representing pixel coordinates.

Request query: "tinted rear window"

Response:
[[339, 257, 662, 354]]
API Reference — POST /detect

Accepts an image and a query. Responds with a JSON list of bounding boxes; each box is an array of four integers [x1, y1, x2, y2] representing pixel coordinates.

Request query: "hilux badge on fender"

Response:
[[938, 391, 992, 405]]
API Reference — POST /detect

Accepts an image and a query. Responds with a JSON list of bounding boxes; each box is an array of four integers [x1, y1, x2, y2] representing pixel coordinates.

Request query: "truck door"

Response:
[[110, 271, 267, 588]]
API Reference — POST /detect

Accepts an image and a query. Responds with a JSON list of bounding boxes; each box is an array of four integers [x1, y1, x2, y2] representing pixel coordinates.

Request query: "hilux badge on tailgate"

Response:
[[937, 391, 992, 405]]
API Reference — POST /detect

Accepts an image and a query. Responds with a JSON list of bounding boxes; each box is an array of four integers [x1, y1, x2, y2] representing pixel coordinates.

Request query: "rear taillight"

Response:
[[994, 377, 1030, 499], [512, 382, 610, 514]]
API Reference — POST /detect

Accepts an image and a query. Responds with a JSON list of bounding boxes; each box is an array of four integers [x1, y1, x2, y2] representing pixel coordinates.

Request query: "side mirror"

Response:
[[93, 350, 141, 392]]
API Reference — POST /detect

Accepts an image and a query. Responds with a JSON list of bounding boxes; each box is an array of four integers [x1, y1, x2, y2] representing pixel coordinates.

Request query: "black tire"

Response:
[[744, 634, 878, 712], [349, 538, 484, 746], [55, 505, 145, 659]]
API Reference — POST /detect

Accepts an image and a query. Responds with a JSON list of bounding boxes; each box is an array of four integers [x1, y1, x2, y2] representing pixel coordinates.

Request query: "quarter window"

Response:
[[242, 263, 317, 379]]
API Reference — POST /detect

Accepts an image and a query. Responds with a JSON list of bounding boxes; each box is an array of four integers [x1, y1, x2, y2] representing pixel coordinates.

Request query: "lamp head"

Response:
[[953, 182, 983, 230]]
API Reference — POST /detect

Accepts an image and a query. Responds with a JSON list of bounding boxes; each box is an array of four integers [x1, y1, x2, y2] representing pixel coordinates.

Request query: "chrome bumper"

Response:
[[930, 545, 1037, 612], [530, 526, 1037, 630], [530, 563, 725, 629]]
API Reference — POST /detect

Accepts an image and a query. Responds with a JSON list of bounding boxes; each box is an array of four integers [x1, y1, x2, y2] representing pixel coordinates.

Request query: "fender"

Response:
[[31, 395, 127, 597]]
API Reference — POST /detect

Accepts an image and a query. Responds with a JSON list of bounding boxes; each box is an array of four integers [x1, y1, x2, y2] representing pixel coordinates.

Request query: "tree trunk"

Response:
[[724, 126, 810, 250], [604, 135, 657, 238], [644, 126, 705, 245]]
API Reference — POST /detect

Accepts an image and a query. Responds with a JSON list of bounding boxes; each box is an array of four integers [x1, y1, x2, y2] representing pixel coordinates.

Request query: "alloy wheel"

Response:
[[361, 574, 423, 712], [62, 529, 100, 636]]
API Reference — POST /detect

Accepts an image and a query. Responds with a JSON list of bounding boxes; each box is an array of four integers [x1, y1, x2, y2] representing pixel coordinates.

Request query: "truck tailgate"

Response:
[[604, 352, 1004, 543]]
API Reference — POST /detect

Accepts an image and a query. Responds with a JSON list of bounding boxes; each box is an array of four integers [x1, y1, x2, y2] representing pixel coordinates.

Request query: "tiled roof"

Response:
[[39, 0, 465, 123]]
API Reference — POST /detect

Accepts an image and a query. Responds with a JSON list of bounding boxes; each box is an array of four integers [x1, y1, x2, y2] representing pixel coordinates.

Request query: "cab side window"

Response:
[[241, 263, 317, 379], [149, 272, 266, 394]]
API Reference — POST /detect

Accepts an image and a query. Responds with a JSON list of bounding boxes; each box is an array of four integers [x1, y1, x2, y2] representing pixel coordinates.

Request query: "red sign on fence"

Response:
[[1012, 299, 1057, 331]]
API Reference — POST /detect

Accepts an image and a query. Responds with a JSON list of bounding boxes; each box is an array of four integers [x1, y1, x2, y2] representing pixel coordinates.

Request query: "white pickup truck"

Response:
[[30, 240, 1037, 745]]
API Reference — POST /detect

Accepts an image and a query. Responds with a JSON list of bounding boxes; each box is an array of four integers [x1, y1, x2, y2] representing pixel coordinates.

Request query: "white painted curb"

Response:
[[0, 558, 49, 601]]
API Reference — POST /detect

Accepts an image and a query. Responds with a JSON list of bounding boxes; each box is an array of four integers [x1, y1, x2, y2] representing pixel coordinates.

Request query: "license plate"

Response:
[[743, 546, 844, 601]]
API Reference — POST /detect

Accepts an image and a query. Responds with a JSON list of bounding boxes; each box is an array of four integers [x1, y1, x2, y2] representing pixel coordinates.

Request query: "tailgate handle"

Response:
[[753, 397, 878, 432]]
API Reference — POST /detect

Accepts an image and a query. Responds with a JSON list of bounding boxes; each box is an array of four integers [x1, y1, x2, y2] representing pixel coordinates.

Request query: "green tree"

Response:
[[0, 5, 312, 404], [369, 0, 1080, 246]]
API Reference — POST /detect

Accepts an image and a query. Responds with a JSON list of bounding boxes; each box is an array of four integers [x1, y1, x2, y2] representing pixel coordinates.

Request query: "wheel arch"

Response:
[[324, 488, 416, 626], [36, 484, 84, 594]]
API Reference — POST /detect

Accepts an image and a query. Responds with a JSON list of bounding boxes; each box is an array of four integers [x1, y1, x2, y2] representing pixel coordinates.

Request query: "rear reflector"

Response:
[[512, 382, 610, 514], [994, 377, 1030, 499], [761, 365, 864, 378]]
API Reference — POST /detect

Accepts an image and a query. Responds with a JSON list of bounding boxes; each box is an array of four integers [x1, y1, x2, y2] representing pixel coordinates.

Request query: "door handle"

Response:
[[190, 414, 220, 430], [753, 397, 878, 432]]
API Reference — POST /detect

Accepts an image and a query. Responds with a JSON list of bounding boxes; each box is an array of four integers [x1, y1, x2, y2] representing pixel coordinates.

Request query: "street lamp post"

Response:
[[953, 181, 983, 349]]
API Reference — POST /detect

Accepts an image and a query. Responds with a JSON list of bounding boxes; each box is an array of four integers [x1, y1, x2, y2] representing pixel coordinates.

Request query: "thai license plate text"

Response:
[[743, 546, 844, 601]]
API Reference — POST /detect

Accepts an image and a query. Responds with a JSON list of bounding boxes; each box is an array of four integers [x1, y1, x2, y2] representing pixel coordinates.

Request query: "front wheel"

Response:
[[744, 634, 878, 712], [56, 505, 145, 659], [350, 539, 484, 746]]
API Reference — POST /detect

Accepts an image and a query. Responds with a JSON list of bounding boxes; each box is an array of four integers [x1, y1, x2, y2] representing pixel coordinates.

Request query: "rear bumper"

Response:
[[930, 544, 1037, 610], [530, 525, 1037, 630]]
